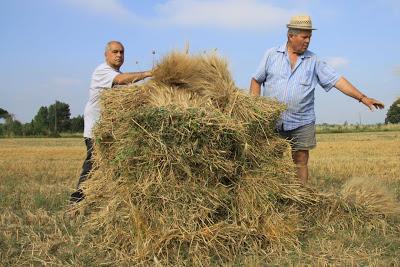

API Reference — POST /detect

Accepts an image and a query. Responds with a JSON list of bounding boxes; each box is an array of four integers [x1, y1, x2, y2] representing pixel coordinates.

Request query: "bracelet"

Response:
[[358, 94, 367, 103]]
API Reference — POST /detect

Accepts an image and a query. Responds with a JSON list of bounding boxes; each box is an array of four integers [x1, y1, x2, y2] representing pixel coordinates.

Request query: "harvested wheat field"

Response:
[[1, 52, 399, 266]]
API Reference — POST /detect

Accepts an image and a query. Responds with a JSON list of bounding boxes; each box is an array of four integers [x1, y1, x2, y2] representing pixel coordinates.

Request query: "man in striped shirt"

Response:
[[250, 15, 384, 185]]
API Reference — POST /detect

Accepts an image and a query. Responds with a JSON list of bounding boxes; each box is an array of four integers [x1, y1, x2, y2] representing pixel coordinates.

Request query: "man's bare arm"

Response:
[[334, 77, 384, 110], [250, 78, 261, 96], [113, 70, 152, 85]]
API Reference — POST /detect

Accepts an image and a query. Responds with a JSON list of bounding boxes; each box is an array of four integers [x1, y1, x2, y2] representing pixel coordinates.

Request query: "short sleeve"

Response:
[[91, 64, 120, 89], [316, 59, 341, 92], [252, 50, 271, 84]]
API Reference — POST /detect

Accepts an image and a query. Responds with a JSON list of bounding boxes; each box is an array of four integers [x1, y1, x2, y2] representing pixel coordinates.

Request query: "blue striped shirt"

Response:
[[252, 43, 340, 131]]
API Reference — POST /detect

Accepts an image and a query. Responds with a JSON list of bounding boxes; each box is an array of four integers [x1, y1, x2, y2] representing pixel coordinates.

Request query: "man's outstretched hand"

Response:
[[361, 97, 385, 110]]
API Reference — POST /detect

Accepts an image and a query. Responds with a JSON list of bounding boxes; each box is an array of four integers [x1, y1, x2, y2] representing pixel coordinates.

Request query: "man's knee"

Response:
[[292, 150, 309, 165]]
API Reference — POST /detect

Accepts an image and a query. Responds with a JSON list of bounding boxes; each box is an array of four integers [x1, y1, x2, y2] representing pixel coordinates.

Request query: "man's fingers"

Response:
[[372, 100, 385, 109], [365, 98, 385, 110], [374, 103, 384, 109]]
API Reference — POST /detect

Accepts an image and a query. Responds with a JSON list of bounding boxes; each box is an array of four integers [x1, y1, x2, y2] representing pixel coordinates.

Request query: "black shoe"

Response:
[[70, 189, 85, 203]]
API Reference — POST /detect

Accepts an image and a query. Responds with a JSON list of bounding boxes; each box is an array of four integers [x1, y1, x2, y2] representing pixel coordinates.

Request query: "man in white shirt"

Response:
[[70, 41, 152, 203]]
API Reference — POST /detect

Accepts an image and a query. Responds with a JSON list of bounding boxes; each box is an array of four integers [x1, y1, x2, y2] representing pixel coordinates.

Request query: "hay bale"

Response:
[[73, 51, 399, 265], [73, 51, 319, 265]]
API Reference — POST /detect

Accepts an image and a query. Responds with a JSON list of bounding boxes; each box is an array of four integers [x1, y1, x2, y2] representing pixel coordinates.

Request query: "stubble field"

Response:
[[0, 131, 399, 266]]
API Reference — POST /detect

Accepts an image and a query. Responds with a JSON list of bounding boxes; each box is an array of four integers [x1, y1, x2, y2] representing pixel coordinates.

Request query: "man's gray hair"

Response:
[[105, 41, 123, 52], [287, 28, 302, 36], [287, 28, 312, 36]]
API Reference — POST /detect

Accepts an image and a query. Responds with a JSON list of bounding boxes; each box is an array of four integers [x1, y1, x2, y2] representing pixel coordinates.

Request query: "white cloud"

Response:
[[155, 0, 295, 30], [61, 0, 297, 31], [325, 57, 349, 69], [62, 0, 136, 21]]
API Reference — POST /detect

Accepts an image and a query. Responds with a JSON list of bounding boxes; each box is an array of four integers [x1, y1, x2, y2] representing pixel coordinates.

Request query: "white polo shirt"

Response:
[[83, 63, 121, 138]]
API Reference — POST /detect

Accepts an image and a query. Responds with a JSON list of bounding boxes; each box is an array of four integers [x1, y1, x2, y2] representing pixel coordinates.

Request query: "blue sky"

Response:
[[1, 0, 399, 124]]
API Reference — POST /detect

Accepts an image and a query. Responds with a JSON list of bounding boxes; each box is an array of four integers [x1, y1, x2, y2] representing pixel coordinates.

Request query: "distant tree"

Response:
[[385, 98, 400, 124], [2, 115, 13, 136], [70, 115, 84, 133], [32, 106, 49, 135], [22, 122, 35, 136], [11, 120, 23, 136], [2, 114, 22, 137], [0, 107, 9, 121], [0, 108, 10, 126], [48, 101, 71, 134]]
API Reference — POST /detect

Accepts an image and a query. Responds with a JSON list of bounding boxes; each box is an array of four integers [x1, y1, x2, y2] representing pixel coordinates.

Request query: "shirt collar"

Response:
[[277, 43, 312, 59]]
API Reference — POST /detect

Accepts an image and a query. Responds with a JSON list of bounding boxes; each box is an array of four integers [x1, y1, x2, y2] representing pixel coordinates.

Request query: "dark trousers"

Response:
[[77, 138, 94, 188], [70, 138, 93, 202]]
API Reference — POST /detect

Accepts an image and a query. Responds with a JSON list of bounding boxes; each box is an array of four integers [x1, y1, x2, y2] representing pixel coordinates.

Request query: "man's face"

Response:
[[289, 30, 312, 54], [105, 42, 124, 70]]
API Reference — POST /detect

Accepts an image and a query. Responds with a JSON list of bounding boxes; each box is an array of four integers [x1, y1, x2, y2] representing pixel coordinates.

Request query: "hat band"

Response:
[[287, 24, 316, 30]]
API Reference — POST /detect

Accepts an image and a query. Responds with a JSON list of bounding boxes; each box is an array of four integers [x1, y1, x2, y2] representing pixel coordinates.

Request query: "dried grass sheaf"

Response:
[[73, 51, 399, 266]]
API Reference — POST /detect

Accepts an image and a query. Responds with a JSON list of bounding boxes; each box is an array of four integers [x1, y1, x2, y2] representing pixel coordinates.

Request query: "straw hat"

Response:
[[286, 15, 316, 30]]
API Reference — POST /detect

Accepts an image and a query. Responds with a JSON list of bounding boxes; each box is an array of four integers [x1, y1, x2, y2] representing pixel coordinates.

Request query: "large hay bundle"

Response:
[[74, 52, 399, 266]]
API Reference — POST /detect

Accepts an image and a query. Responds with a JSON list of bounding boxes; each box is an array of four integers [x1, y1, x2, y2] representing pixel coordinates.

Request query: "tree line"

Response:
[[0, 101, 83, 137]]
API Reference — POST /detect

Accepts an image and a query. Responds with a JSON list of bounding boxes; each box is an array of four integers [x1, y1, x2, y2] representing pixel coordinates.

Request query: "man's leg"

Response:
[[70, 138, 94, 203], [278, 123, 315, 184], [292, 150, 309, 185], [77, 138, 94, 188]]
